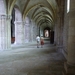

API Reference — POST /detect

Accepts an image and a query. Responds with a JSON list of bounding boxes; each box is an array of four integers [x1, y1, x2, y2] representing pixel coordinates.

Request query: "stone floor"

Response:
[[0, 42, 66, 75]]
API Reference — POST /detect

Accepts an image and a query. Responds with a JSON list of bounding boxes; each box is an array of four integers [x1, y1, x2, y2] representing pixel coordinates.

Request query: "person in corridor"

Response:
[[36, 35, 40, 48], [40, 36, 44, 48]]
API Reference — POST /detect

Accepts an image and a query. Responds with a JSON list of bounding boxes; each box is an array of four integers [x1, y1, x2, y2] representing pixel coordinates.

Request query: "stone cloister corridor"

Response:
[[0, 0, 75, 75], [0, 41, 65, 75]]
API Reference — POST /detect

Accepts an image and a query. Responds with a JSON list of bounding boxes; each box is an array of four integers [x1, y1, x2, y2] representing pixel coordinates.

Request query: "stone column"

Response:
[[56, 13, 64, 53], [62, 0, 69, 59], [30, 21, 38, 41], [29, 22, 32, 42], [55, 0, 64, 53], [29, 20, 35, 42], [55, 15, 62, 46], [37, 25, 40, 36], [14, 21, 24, 45], [63, 0, 75, 75], [24, 22, 30, 43], [54, 20, 59, 46], [30, 20, 34, 42], [33, 24, 38, 41], [0, 15, 11, 50]]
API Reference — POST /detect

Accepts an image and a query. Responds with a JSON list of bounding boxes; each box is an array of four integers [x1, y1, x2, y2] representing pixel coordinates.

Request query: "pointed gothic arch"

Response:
[[12, 5, 24, 45]]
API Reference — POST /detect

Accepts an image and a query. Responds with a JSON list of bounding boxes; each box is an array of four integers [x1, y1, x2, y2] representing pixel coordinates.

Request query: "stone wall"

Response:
[[62, 0, 69, 59], [54, 0, 65, 53]]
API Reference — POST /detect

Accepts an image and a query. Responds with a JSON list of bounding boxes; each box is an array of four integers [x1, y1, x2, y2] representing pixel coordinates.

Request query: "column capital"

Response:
[[0, 15, 12, 20], [22, 21, 30, 25], [22, 21, 25, 25], [14, 21, 23, 25], [7, 15, 12, 20], [23, 21, 30, 26]]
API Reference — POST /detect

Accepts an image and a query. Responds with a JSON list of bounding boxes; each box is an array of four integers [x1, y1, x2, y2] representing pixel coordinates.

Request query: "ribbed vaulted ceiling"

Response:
[[7, 0, 59, 28]]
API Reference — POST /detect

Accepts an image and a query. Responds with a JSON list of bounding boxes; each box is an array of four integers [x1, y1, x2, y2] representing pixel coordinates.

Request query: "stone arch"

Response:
[[11, 5, 20, 44], [11, 8, 15, 44], [14, 6, 22, 21], [40, 23, 51, 38], [13, 6, 24, 45], [8, 0, 16, 15], [44, 27, 51, 38]]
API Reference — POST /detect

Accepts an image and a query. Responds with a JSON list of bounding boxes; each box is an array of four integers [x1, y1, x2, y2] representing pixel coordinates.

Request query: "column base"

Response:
[[63, 62, 75, 75]]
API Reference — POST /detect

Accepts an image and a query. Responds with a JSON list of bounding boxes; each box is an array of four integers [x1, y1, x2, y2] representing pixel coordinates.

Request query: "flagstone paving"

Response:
[[0, 42, 66, 75]]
